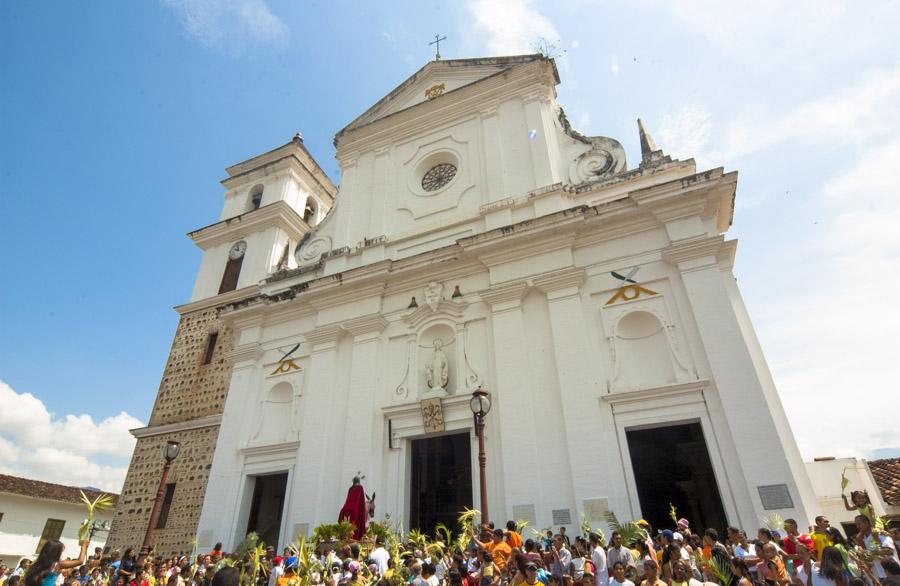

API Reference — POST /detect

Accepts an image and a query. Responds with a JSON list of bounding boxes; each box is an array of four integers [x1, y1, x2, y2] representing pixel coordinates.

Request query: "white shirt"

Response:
[[610, 580, 635, 586], [426, 576, 439, 586], [268, 565, 283, 586], [795, 563, 837, 586], [370, 547, 390, 576], [592, 546, 609, 586], [865, 533, 899, 579], [734, 544, 756, 559]]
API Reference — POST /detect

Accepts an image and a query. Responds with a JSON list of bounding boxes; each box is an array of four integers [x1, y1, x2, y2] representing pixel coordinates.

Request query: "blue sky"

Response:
[[1, 0, 898, 491]]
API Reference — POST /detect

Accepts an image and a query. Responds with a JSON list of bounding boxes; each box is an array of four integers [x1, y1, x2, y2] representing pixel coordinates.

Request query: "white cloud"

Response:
[[610, 53, 619, 76], [656, 103, 712, 164], [757, 138, 900, 459], [161, 0, 289, 50], [469, 0, 560, 55], [0, 379, 143, 492], [571, 39, 580, 49]]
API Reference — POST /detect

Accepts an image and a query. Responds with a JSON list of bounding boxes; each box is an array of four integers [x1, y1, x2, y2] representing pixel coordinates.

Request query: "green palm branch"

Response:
[[516, 519, 529, 534], [435, 523, 453, 547], [77, 490, 115, 541], [762, 513, 784, 532], [581, 512, 593, 538], [603, 511, 647, 547], [841, 467, 850, 491], [669, 503, 679, 525]]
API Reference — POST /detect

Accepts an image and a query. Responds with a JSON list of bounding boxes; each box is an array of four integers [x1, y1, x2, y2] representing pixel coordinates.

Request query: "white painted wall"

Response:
[[0, 493, 113, 566], [805, 458, 890, 531], [190, 56, 816, 552]]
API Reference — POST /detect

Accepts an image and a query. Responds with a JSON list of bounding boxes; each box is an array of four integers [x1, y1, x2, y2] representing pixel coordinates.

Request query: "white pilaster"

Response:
[[664, 238, 816, 526]]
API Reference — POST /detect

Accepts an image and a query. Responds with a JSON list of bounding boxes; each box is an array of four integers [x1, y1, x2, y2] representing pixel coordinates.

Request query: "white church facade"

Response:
[[174, 54, 816, 551]]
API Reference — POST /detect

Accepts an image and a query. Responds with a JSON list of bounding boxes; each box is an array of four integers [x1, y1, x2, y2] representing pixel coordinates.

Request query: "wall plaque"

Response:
[[421, 398, 445, 433], [583, 498, 610, 522], [758, 484, 794, 510], [512, 504, 537, 528], [552, 508, 572, 525]]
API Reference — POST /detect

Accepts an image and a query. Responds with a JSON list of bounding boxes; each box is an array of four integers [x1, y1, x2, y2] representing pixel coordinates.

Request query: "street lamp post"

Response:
[[141, 440, 181, 555], [469, 387, 491, 526]]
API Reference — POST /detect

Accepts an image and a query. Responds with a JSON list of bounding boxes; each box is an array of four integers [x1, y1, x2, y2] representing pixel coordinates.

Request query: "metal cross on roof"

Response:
[[429, 34, 447, 60]]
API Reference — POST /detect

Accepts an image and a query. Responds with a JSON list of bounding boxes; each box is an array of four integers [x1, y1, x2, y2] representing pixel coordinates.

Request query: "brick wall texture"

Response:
[[106, 307, 233, 556]]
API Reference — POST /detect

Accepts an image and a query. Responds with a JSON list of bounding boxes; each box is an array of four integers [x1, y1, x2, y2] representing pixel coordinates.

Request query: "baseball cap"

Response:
[[660, 530, 674, 541]]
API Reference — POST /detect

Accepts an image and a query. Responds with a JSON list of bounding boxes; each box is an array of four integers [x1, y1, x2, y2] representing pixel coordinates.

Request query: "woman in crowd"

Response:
[[24, 540, 90, 586]]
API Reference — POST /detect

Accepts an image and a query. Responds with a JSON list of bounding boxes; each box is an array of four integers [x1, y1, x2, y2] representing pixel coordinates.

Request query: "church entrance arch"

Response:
[[244, 472, 288, 550], [625, 422, 727, 533], [409, 431, 473, 534]]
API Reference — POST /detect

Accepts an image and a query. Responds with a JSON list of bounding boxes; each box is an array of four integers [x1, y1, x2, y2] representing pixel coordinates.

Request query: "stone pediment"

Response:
[[402, 299, 468, 329], [339, 55, 547, 134]]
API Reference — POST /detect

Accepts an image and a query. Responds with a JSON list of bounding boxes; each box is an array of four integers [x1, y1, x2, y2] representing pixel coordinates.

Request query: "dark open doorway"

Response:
[[626, 422, 727, 532], [410, 432, 473, 535], [246, 472, 288, 549]]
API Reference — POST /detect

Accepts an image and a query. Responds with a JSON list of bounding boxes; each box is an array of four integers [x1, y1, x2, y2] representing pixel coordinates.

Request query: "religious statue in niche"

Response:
[[423, 338, 450, 398]]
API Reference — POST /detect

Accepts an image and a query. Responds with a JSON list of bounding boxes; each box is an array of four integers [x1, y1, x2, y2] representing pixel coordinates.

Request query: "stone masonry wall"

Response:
[[107, 307, 233, 556]]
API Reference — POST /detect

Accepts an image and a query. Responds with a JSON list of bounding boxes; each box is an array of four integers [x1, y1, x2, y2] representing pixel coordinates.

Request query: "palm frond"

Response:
[[668, 503, 678, 525], [435, 523, 452, 547], [603, 511, 647, 547], [516, 519, 529, 534], [762, 513, 784, 532], [841, 467, 850, 490]]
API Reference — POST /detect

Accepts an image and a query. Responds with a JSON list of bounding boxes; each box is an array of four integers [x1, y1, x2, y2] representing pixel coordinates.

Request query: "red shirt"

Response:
[[782, 534, 813, 557]]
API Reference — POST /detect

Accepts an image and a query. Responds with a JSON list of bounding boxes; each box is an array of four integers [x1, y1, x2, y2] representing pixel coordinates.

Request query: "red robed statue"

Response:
[[338, 475, 375, 540]]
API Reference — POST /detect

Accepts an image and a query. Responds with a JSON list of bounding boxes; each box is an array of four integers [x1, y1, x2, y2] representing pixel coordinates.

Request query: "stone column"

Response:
[[480, 282, 540, 522], [534, 268, 620, 519], [664, 237, 817, 526], [340, 314, 389, 494], [291, 325, 345, 528]]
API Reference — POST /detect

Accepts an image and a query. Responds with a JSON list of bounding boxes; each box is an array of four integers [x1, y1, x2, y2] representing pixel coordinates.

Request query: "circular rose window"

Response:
[[421, 163, 457, 192]]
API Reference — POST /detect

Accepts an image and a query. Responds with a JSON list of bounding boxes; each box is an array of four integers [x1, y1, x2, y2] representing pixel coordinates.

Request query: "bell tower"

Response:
[[107, 135, 336, 555]]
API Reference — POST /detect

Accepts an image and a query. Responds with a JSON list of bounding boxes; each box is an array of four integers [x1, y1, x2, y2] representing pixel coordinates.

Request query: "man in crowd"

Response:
[[607, 532, 635, 575], [781, 518, 813, 565], [809, 516, 832, 560]]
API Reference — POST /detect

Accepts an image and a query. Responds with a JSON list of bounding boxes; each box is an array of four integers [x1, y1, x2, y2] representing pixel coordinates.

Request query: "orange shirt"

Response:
[[508, 531, 523, 550], [486, 541, 512, 570]]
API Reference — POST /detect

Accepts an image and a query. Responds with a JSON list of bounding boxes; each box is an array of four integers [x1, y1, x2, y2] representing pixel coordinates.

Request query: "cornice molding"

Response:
[[600, 380, 710, 406], [532, 267, 586, 295], [175, 285, 260, 316], [225, 343, 264, 364], [130, 414, 222, 439], [188, 201, 310, 250], [661, 235, 728, 268], [342, 314, 390, 337], [303, 325, 346, 349], [479, 281, 530, 308]]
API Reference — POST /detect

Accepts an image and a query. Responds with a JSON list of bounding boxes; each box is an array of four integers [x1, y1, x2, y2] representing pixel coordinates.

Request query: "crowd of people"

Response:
[[3, 500, 898, 586]]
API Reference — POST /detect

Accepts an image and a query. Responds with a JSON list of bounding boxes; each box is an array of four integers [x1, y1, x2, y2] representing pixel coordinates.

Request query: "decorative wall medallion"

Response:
[[423, 281, 443, 310], [269, 342, 303, 376], [295, 235, 332, 266], [420, 397, 445, 433], [424, 83, 445, 100], [605, 266, 658, 305]]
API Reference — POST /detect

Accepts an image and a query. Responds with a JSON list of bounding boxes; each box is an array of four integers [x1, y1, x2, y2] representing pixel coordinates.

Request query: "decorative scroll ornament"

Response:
[[295, 236, 332, 266], [395, 339, 412, 398], [570, 147, 616, 183], [425, 83, 445, 100], [463, 322, 482, 391], [420, 398, 445, 433]]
